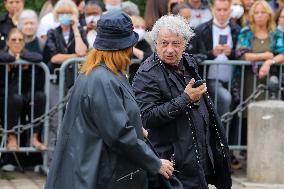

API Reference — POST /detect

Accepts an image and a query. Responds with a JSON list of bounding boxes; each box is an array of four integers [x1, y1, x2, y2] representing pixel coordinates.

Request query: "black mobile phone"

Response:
[[219, 35, 228, 45], [192, 79, 206, 88]]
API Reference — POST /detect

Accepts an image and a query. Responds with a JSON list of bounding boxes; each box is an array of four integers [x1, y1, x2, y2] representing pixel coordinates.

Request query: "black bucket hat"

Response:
[[93, 10, 138, 51]]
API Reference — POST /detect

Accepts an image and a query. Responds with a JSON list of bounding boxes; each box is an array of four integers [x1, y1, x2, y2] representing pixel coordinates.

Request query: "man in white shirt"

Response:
[[194, 0, 240, 117]]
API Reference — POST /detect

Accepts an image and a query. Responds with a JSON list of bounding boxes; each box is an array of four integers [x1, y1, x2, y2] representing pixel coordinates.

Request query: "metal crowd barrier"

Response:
[[58, 57, 85, 134], [56, 58, 284, 151], [200, 60, 284, 150], [0, 60, 50, 172]]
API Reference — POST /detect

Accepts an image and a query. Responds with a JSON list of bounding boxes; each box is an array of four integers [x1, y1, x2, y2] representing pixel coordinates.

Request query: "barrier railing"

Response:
[[200, 60, 284, 150], [0, 60, 50, 172], [57, 58, 284, 151], [58, 57, 85, 134], [1, 58, 281, 172]]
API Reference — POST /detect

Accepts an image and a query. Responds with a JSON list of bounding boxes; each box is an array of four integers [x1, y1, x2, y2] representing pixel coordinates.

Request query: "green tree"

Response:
[[0, 0, 45, 15], [0, 0, 146, 17]]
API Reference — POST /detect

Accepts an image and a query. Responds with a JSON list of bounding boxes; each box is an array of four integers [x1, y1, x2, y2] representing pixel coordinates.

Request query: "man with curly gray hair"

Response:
[[132, 15, 232, 189]]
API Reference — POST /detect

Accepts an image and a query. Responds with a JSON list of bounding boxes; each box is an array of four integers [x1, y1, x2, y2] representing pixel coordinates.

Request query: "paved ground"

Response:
[[1, 168, 283, 189]]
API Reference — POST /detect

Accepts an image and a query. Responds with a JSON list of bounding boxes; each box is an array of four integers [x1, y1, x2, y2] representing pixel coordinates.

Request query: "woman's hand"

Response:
[[71, 14, 79, 30], [262, 51, 274, 60], [159, 159, 174, 179], [259, 59, 272, 79], [142, 127, 148, 138]]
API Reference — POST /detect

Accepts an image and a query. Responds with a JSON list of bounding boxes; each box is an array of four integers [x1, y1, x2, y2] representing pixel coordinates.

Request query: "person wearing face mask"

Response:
[[230, 0, 245, 27], [103, 0, 122, 12], [131, 16, 152, 61], [194, 0, 240, 116], [193, 0, 241, 169], [79, 1, 102, 48], [128, 15, 152, 84], [42, 0, 88, 167]]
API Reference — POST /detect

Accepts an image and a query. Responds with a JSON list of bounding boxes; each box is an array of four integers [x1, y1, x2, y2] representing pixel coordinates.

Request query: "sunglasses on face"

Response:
[[10, 38, 24, 42]]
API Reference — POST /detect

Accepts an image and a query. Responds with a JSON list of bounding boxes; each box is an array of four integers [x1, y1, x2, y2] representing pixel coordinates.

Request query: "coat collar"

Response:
[[100, 64, 137, 100], [153, 53, 197, 93]]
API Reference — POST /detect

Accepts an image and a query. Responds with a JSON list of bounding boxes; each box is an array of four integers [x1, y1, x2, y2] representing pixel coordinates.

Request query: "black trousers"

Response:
[[0, 91, 46, 134], [21, 91, 46, 134], [0, 92, 24, 130]]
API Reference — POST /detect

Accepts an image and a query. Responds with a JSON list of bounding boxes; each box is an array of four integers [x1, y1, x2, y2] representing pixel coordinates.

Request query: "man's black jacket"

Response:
[[193, 19, 241, 60], [132, 53, 232, 189]]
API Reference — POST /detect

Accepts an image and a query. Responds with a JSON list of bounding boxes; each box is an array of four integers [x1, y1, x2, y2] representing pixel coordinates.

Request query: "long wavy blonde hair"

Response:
[[80, 48, 133, 75], [249, 0, 276, 33]]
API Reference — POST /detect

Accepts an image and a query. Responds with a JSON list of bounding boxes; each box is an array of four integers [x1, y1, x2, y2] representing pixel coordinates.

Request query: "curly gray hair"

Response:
[[149, 15, 195, 48]]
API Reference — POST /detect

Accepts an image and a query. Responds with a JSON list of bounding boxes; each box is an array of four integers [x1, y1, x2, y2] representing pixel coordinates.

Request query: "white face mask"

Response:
[[230, 5, 244, 19], [134, 28, 145, 42], [105, 3, 121, 11], [85, 15, 101, 25], [213, 18, 229, 28], [85, 16, 95, 24]]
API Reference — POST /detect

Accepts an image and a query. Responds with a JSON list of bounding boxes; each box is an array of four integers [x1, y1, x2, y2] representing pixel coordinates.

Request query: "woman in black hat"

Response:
[[44, 10, 174, 189]]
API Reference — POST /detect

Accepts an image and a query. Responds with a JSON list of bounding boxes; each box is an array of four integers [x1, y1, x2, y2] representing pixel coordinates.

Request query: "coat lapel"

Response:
[[167, 71, 185, 93], [117, 75, 137, 100]]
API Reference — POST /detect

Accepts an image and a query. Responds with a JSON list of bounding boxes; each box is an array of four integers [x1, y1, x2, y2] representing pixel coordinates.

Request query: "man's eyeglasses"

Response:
[[10, 38, 24, 43]]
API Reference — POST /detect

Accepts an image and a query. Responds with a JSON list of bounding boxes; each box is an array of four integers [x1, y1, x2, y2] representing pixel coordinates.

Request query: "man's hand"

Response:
[[184, 78, 207, 102], [159, 159, 174, 179], [223, 45, 232, 56], [213, 45, 224, 57]]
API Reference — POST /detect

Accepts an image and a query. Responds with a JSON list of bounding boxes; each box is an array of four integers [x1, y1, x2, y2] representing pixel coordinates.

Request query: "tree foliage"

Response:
[[0, 0, 146, 16], [0, 0, 45, 15]]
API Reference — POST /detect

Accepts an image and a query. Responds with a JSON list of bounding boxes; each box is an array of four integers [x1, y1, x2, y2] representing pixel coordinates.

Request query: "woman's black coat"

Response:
[[0, 49, 43, 94], [45, 64, 161, 189]]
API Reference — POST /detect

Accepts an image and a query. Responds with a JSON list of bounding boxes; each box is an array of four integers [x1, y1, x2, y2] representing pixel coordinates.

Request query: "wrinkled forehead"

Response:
[[157, 27, 184, 41], [9, 31, 24, 39]]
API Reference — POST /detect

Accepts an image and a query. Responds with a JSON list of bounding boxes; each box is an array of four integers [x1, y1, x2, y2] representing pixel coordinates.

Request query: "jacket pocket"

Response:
[[105, 157, 147, 189], [176, 144, 198, 177]]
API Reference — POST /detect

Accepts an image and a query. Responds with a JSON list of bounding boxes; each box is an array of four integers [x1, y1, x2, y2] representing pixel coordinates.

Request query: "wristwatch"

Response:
[[271, 59, 276, 65]]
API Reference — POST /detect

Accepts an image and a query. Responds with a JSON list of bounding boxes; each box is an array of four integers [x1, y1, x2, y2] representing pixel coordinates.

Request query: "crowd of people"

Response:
[[0, 0, 284, 188]]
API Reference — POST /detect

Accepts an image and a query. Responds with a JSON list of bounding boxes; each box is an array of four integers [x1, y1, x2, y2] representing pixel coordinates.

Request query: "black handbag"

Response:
[[145, 138, 184, 189]]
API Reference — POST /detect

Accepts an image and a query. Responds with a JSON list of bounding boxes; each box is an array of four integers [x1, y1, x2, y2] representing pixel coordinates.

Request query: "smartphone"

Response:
[[192, 79, 206, 88], [219, 35, 228, 45]]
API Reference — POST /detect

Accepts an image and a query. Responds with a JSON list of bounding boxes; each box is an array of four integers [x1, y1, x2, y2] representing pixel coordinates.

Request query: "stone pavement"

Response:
[[1, 168, 283, 189]]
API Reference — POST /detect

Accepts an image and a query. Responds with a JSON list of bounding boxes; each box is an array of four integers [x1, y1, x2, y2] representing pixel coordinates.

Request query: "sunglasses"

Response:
[[10, 38, 24, 42]]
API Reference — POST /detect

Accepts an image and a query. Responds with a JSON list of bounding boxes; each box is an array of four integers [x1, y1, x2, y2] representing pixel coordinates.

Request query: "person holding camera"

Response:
[[194, 0, 240, 117], [193, 0, 241, 170], [79, 1, 102, 48], [132, 15, 232, 189]]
